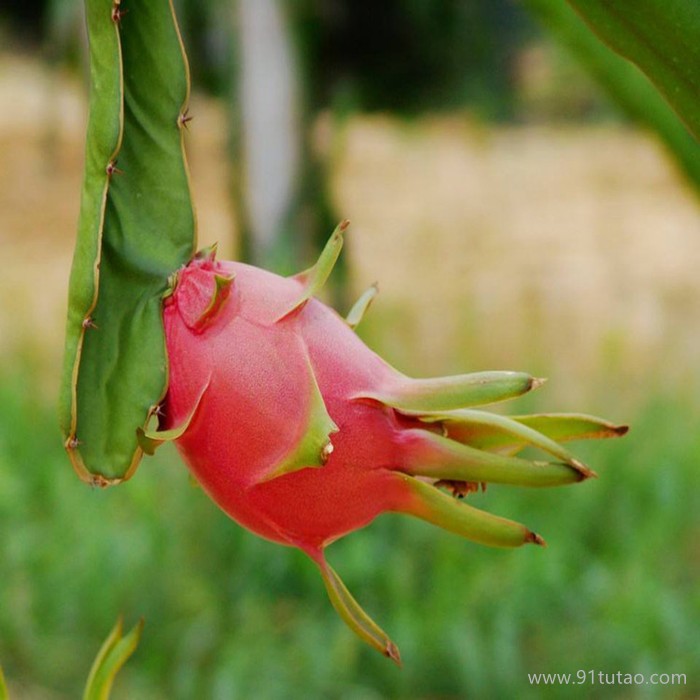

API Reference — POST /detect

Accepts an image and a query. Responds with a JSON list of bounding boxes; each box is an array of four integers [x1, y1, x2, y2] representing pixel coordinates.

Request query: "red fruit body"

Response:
[[163, 256, 414, 555], [159, 235, 621, 661]]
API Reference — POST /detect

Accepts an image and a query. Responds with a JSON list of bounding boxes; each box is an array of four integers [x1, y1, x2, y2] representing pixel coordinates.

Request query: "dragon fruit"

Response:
[[141, 221, 627, 663]]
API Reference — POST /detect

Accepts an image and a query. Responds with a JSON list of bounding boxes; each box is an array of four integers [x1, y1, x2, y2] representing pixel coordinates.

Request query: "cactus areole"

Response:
[[138, 223, 627, 663]]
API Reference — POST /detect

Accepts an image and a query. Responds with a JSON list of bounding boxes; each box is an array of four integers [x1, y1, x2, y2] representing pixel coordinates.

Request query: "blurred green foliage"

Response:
[[1, 0, 534, 118], [288, 0, 533, 119], [1, 355, 698, 698], [567, 0, 700, 142], [525, 0, 700, 192]]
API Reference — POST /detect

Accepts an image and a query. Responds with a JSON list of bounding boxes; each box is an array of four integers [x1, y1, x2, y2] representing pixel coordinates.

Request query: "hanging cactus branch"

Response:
[[59, 0, 196, 483]]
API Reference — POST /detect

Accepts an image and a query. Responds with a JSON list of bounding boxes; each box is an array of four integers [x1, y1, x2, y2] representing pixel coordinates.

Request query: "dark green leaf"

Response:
[[566, 0, 700, 141]]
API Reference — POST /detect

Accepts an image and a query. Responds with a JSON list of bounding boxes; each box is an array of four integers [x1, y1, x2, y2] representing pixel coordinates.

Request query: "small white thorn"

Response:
[[530, 377, 548, 391], [321, 441, 334, 464]]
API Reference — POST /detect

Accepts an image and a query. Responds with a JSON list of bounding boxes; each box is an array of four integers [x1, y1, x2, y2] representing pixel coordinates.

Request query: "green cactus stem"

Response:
[[60, 0, 196, 483]]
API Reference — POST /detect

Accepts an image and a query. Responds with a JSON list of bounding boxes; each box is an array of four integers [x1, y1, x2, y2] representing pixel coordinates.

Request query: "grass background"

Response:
[[1, 352, 698, 699]]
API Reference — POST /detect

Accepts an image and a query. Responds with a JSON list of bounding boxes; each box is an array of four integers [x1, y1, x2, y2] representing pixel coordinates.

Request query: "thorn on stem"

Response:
[[527, 531, 547, 547], [90, 474, 111, 489], [111, 3, 128, 25], [530, 377, 548, 391], [384, 641, 402, 667], [179, 109, 194, 129], [571, 459, 597, 480], [82, 316, 98, 330], [66, 436, 82, 450], [106, 160, 123, 177]]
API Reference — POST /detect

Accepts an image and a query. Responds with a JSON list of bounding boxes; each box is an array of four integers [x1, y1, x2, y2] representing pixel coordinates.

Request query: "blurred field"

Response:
[[1, 54, 699, 698], [3, 55, 700, 403]]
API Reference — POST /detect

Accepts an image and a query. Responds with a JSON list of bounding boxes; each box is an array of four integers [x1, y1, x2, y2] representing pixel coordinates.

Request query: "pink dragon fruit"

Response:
[[141, 221, 626, 663]]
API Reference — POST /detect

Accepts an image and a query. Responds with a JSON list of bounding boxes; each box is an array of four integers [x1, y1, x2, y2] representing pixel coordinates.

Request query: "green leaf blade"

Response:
[[526, 0, 700, 191], [83, 617, 144, 700], [0, 663, 8, 700], [567, 0, 700, 141]]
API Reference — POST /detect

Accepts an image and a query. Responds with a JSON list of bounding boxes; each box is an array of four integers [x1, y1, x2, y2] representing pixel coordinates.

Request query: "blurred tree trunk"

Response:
[[233, 0, 339, 282]]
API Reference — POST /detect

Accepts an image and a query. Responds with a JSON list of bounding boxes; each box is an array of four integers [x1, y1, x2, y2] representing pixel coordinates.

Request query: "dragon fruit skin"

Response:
[[152, 224, 627, 663]]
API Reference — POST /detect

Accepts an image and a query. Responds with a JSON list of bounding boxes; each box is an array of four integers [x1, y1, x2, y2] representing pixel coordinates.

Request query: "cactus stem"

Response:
[[105, 159, 123, 177], [178, 109, 194, 129]]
